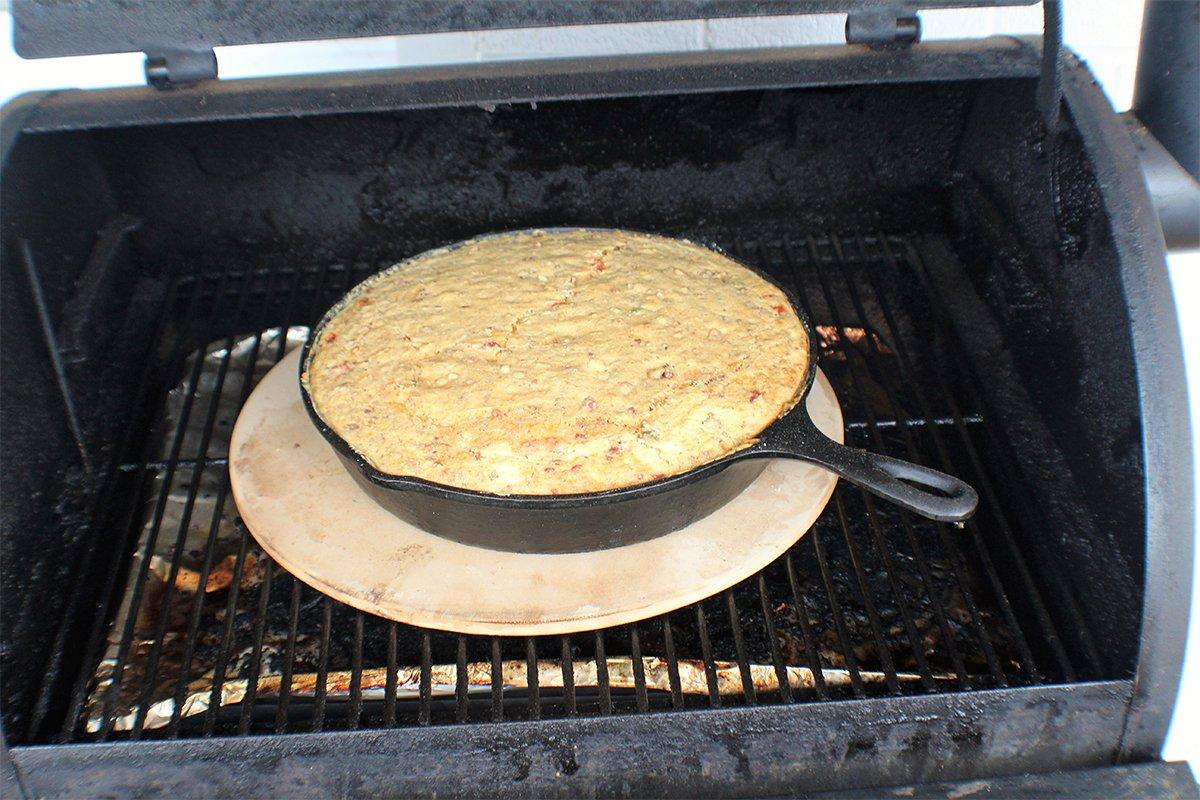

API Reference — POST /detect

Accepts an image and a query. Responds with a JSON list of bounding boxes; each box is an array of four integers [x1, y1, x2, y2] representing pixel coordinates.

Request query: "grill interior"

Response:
[[47, 232, 1099, 742], [2, 78, 1147, 747]]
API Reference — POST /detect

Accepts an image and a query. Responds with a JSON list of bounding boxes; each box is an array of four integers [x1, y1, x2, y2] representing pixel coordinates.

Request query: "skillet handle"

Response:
[[755, 417, 979, 522]]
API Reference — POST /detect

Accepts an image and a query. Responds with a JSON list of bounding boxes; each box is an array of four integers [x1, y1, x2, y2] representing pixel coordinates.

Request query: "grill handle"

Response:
[[751, 412, 978, 523]]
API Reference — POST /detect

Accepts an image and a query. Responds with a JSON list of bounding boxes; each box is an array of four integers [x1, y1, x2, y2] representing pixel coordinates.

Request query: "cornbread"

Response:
[[304, 230, 809, 495]]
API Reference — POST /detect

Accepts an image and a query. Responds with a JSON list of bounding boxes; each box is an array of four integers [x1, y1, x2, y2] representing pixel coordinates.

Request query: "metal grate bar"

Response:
[[53, 269, 191, 743], [490, 638, 504, 722], [694, 605, 721, 707], [419, 632, 433, 726], [169, 322, 283, 736], [661, 617, 684, 709], [898, 234, 1103, 677], [801, 236, 958, 690], [525, 637, 541, 721], [892, 237, 1077, 680], [783, 554, 828, 700], [274, 581, 303, 733], [757, 573, 793, 703], [238, 559, 275, 735], [236, 260, 367, 734], [130, 293, 252, 738], [456, 637, 471, 723], [312, 598, 333, 731], [762, 242, 872, 698], [349, 613, 366, 729], [238, 263, 345, 738], [98, 265, 240, 741], [816, 232, 964, 690], [831, 495, 907, 694], [967, 413, 1101, 677], [806, 524, 867, 698], [201, 512, 253, 737], [857, 234, 1043, 682], [385, 624, 399, 726], [261, 263, 313, 736], [202, 261, 332, 737], [561, 637, 578, 716], [171, 264, 380, 316], [787, 237, 925, 693], [968, 411, 1105, 677], [837, 233, 1005, 687], [724, 589, 757, 705], [629, 626, 649, 712], [119, 457, 227, 472], [594, 632, 613, 715], [844, 415, 983, 430]]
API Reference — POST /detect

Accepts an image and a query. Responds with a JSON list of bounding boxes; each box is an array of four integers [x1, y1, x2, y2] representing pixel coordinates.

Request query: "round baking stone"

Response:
[[229, 347, 843, 636]]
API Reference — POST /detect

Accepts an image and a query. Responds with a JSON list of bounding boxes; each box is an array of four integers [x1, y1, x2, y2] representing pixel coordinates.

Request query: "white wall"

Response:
[[3, 0, 1197, 776]]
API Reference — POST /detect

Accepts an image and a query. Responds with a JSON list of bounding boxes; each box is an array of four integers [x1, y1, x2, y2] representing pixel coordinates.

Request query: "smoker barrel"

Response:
[[0, 36, 1189, 798]]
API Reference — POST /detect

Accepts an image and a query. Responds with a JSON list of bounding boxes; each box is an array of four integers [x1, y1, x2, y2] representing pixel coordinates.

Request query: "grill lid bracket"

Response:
[[845, 6, 921, 46], [143, 47, 218, 89]]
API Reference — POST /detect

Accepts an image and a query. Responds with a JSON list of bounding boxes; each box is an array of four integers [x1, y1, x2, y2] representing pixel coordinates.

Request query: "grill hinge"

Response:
[[144, 47, 218, 89], [845, 5, 921, 47]]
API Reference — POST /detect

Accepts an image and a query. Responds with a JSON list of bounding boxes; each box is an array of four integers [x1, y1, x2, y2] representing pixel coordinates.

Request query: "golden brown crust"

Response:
[[305, 230, 808, 494]]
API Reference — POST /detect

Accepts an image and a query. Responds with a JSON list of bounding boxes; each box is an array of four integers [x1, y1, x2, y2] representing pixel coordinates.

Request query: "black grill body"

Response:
[[0, 40, 1191, 797]]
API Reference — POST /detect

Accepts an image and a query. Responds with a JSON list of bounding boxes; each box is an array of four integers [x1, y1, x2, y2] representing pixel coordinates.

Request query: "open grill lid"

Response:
[[13, 0, 1041, 87]]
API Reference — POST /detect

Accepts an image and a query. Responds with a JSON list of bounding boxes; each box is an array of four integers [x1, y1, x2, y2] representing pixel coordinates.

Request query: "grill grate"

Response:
[[47, 232, 1098, 743]]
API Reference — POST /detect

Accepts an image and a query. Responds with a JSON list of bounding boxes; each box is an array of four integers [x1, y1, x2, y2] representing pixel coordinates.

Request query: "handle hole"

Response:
[[902, 479, 945, 496], [894, 475, 956, 498]]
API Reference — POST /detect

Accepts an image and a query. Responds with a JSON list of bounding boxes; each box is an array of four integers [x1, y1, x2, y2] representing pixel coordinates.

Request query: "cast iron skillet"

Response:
[[300, 229, 978, 553]]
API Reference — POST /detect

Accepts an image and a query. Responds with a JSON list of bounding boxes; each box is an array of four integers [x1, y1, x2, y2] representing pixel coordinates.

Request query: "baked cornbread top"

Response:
[[304, 230, 809, 495]]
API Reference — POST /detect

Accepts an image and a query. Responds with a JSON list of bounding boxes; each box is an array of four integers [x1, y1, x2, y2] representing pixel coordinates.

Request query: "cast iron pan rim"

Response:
[[298, 226, 819, 510]]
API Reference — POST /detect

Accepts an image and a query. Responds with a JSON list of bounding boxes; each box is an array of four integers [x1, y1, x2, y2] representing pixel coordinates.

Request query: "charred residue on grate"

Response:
[[61, 233, 1092, 742]]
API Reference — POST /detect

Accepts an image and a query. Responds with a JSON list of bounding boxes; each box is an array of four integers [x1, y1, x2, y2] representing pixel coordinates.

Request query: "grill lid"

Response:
[[13, 0, 1039, 87]]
